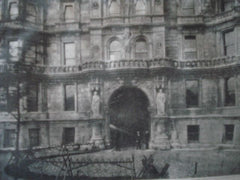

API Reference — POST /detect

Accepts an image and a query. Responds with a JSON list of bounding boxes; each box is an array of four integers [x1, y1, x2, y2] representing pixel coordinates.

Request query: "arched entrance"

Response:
[[108, 86, 150, 149]]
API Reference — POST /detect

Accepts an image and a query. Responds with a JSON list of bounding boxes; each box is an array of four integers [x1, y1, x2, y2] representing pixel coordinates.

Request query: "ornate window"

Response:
[[64, 4, 74, 22], [62, 127, 75, 145], [4, 129, 16, 148], [135, 38, 148, 59], [0, 87, 7, 112], [135, 0, 146, 15], [186, 80, 199, 108], [64, 84, 75, 111], [9, 2, 18, 20], [9, 40, 18, 61], [224, 77, 235, 106], [223, 30, 234, 56], [109, 0, 120, 16], [29, 128, 40, 147], [64, 42, 75, 65], [182, 0, 194, 15], [27, 83, 38, 112], [187, 125, 199, 143], [109, 40, 121, 60], [184, 35, 197, 60], [8, 40, 22, 62], [26, 3, 37, 23]]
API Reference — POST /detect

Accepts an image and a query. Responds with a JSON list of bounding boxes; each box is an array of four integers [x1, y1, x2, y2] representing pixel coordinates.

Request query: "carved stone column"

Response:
[[90, 119, 104, 149], [170, 119, 181, 148], [149, 76, 171, 150], [150, 116, 171, 150], [89, 79, 105, 149], [103, 106, 111, 147]]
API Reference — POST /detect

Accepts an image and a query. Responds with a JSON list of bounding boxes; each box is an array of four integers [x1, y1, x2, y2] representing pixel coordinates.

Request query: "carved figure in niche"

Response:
[[91, 90, 100, 117], [156, 88, 166, 115], [90, 45, 100, 60], [121, 30, 132, 55], [202, 0, 215, 15]]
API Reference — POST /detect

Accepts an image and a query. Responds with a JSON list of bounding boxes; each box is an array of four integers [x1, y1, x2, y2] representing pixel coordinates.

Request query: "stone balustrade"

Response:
[[0, 56, 240, 75], [0, 20, 44, 31], [177, 15, 204, 25]]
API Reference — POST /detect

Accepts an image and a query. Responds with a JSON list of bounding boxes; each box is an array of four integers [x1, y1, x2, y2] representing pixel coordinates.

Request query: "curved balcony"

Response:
[[0, 56, 240, 75], [205, 8, 240, 25]]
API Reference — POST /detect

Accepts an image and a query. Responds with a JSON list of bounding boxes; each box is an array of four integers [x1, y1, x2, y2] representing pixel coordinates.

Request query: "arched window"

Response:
[[135, 0, 146, 15], [225, 77, 235, 106], [109, 40, 121, 60], [135, 38, 148, 59], [64, 4, 74, 22], [9, 2, 18, 20], [109, 0, 120, 16]]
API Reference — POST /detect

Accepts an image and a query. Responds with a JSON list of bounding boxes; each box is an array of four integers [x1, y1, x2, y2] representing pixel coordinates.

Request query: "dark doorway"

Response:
[[109, 86, 150, 149]]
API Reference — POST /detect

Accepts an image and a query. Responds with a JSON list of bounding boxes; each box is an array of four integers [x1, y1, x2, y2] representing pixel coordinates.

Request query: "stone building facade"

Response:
[[0, 0, 240, 151]]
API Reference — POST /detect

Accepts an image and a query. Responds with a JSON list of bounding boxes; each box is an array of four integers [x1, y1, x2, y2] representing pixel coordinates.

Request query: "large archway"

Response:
[[108, 86, 150, 149]]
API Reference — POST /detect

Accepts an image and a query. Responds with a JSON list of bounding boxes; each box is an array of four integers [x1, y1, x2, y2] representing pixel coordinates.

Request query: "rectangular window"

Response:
[[224, 125, 234, 142], [62, 127, 75, 145], [186, 80, 199, 108], [184, 35, 197, 60], [182, 0, 194, 15], [223, 30, 234, 56], [27, 84, 38, 112], [0, 87, 7, 112], [9, 2, 18, 20], [29, 128, 40, 147], [64, 4, 74, 22], [64, 42, 75, 65], [64, 84, 75, 111], [8, 86, 18, 112], [225, 77, 235, 106], [4, 129, 16, 148], [187, 125, 199, 143]]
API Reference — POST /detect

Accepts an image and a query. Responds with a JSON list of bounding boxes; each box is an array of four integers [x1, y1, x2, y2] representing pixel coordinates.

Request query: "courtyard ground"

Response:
[[1, 147, 240, 179]]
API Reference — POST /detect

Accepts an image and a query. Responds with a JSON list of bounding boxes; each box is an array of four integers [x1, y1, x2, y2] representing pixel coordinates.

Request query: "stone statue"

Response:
[[156, 88, 166, 115], [91, 91, 100, 117]]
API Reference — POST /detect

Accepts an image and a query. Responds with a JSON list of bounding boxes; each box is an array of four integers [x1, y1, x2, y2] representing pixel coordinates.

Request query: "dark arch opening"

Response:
[[108, 86, 150, 149]]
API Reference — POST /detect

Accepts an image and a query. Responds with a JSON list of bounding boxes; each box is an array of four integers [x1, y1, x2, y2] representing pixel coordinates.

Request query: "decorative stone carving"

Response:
[[156, 88, 166, 116], [121, 30, 132, 55], [91, 90, 101, 117], [92, 2, 99, 9], [150, 117, 171, 150], [202, 0, 214, 15], [170, 120, 180, 148], [154, 76, 167, 116], [90, 121, 105, 149]]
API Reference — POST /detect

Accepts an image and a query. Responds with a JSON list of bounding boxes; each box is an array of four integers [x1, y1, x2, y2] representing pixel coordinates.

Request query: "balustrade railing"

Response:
[[0, 56, 240, 74]]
